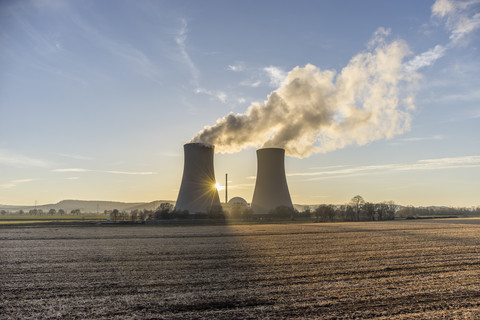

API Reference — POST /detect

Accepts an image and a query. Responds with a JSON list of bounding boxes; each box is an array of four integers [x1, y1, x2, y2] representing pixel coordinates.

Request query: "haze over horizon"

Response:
[[1, 0, 479, 207]]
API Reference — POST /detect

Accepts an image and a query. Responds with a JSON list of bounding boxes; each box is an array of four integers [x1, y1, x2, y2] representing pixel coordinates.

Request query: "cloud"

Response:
[[226, 183, 255, 190], [66, 8, 162, 83], [288, 155, 480, 180], [404, 0, 480, 77], [104, 170, 157, 175], [432, 0, 480, 45], [240, 79, 262, 87], [216, 92, 227, 103], [195, 88, 228, 103], [403, 45, 447, 73], [52, 168, 157, 175], [52, 168, 89, 172], [263, 66, 287, 87], [432, 0, 455, 18], [58, 153, 92, 160], [397, 134, 445, 142], [1, 179, 36, 189], [227, 64, 244, 72], [175, 18, 199, 84], [0, 149, 51, 168], [109, 43, 162, 81]]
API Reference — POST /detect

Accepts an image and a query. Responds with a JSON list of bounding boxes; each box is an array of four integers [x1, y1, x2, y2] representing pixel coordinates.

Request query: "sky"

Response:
[[1, 0, 479, 207]]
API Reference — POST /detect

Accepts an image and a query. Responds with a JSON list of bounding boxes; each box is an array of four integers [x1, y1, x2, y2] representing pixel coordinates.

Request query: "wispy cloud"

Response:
[[58, 153, 92, 160], [227, 183, 255, 190], [227, 64, 244, 72], [288, 155, 480, 180], [263, 66, 287, 87], [0, 149, 51, 168], [104, 170, 157, 175], [404, 1, 480, 75], [52, 168, 89, 172], [195, 88, 228, 103], [109, 42, 162, 82], [1, 179, 36, 189], [432, 0, 480, 45], [403, 45, 447, 73], [52, 168, 157, 175], [397, 134, 445, 142], [175, 18, 199, 84], [69, 11, 162, 83], [240, 79, 262, 87]]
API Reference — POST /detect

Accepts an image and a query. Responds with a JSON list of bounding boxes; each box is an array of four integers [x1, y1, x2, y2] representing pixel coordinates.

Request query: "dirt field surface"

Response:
[[2, 219, 480, 319]]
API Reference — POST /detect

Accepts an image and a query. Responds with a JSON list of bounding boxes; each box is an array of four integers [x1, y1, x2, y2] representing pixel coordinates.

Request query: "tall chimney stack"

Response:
[[251, 148, 293, 214], [174, 143, 221, 214]]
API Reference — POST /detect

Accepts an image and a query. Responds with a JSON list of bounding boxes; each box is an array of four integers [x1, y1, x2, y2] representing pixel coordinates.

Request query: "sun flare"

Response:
[[215, 183, 225, 191]]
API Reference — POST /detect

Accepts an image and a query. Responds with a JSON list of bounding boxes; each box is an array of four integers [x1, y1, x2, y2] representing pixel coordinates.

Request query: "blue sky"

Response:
[[1, 0, 479, 207]]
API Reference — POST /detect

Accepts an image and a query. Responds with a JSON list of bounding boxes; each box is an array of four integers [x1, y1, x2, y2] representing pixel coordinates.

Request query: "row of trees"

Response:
[[261, 196, 397, 222], [1, 208, 81, 216], [3, 196, 479, 222], [397, 205, 480, 219]]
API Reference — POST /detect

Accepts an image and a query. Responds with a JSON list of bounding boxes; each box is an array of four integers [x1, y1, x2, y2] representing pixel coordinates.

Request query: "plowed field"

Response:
[[2, 219, 480, 319]]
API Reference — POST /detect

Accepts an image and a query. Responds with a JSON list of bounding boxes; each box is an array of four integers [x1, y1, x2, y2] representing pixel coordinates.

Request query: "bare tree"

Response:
[[154, 203, 174, 219], [350, 195, 365, 221], [139, 210, 147, 221], [110, 209, 119, 222], [314, 205, 335, 222], [386, 201, 397, 220], [270, 206, 296, 219], [130, 209, 139, 222], [363, 202, 376, 221], [375, 202, 388, 221]]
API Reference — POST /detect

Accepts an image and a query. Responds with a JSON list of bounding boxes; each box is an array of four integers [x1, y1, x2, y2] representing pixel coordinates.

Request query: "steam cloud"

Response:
[[191, 30, 417, 158]]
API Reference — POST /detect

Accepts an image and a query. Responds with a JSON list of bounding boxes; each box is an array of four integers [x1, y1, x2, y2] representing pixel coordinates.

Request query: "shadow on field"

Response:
[[2, 220, 480, 318]]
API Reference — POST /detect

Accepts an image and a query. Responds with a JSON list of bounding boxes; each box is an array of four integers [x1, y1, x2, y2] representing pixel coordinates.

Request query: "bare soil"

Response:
[[2, 219, 480, 319]]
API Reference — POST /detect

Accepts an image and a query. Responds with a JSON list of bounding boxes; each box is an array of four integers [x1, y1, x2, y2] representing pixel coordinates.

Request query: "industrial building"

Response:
[[251, 148, 293, 214], [174, 143, 221, 214]]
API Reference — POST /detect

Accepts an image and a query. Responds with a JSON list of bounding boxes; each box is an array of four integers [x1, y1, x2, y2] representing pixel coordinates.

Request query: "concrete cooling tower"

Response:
[[174, 143, 221, 214], [251, 148, 293, 214]]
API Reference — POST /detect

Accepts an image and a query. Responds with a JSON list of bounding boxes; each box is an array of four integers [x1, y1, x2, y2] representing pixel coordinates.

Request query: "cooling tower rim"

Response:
[[185, 142, 215, 149], [257, 147, 285, 151]]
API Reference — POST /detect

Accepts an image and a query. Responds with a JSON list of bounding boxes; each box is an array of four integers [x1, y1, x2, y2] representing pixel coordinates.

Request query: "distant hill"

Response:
[[0, 200, 175, 213]]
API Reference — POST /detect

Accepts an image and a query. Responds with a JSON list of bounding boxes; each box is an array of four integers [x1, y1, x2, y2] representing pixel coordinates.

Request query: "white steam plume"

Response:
[[191, 31, 417, 158]]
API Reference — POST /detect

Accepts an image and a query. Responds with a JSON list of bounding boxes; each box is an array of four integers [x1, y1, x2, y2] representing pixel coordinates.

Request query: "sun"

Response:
[[215, 182, 225, 191]]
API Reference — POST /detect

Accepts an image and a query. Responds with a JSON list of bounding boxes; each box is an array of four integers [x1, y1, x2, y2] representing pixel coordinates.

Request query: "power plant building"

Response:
[[251, 148, 293, 214], [174, 143, 221, 214]]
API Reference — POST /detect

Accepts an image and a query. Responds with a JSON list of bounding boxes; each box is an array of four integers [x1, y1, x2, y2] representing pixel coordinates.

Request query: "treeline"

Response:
[[2, 198, 478, 222], [106, 203, 227, 222], [1, 208, 81, 216], [292, 195, 397, 222], [304, 202, 396, 222], [397, 206, 480, 219]]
